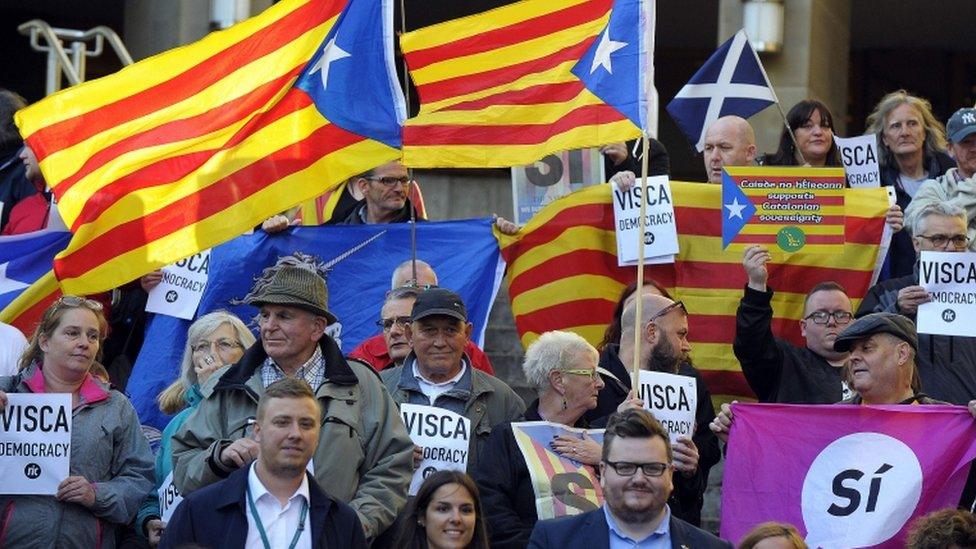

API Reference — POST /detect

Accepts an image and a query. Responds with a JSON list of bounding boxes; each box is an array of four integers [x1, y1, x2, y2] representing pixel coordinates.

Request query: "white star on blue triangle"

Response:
[[721, 171, 757, 248], [295, 0, 406, 149], [571, 0, 647, 130]]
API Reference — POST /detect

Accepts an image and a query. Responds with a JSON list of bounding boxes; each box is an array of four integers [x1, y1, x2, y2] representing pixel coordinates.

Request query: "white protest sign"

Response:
[[637, 371, 696, 443], [146, 250, 211, 320], [917, 251, 976, 337], [612, 177, 679, 266], [400, 403, 471, 496], [834, 135, 881, 188], [157, 471, 184, 523], [0, 393, 71, 495]]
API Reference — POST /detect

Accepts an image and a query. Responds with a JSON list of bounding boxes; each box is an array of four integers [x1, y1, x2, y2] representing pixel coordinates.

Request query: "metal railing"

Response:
[[18, 20, 133, 95]]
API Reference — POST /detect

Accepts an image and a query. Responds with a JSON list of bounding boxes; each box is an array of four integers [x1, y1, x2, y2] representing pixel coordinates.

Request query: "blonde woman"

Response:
[[0, 296, 154, 548], [137, 311, 254, 545]]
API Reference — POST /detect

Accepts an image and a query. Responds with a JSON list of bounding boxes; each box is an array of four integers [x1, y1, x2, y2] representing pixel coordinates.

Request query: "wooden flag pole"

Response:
[[632, 133, 651, 390]]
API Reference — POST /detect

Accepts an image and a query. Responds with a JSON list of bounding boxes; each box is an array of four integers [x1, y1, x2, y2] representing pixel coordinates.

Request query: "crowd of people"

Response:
[[3, 81, 976, 549]]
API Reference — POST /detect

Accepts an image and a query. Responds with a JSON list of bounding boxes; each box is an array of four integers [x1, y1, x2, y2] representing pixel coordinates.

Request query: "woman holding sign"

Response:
[[0, 296, 154, 548], [137, 311, 254, 545], [474, 331, 605, 549]]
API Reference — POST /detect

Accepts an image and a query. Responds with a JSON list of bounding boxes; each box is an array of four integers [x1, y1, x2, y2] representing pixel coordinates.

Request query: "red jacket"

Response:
[[349, 334, 495, 375]]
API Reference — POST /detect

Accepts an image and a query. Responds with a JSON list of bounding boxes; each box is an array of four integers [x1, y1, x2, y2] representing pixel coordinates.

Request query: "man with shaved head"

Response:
[[703, 115, 758, 183], [590, 294, 720, 527]]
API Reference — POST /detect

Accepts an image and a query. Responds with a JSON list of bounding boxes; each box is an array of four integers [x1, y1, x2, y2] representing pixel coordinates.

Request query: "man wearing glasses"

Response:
[[340, 161, 422, 225], [857, 202, 976, 404], [734, 245, 855, 403], [529, 408, 732, 548]]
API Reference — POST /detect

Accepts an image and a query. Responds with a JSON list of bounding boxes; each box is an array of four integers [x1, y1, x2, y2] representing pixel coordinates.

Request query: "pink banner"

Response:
[[721, 403, 976, 548]]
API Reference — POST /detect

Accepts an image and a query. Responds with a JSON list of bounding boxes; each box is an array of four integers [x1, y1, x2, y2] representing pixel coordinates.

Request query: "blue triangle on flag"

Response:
[[571, 0, 645, 130], [721, 170, 756, 248], [295, 0, 406, 149]]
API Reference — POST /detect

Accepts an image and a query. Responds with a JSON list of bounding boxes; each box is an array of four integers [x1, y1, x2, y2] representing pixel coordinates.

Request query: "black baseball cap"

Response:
[[411, 287, 467, 322]]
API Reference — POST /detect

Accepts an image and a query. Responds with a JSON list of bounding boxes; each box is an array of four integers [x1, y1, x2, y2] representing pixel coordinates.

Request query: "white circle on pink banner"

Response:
[[801, 432, 922, 548]]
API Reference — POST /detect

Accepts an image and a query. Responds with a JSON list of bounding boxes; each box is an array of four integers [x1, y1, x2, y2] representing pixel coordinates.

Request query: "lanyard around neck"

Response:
[[246, 485, 309, 549]]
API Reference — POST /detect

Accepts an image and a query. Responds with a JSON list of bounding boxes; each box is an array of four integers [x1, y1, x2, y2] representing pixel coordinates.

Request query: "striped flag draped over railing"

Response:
[[496, 183, 890, 402]]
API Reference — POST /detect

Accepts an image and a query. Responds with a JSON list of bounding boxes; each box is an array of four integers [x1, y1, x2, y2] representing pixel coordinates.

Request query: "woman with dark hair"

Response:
[[0, 296, 154, 548], [395, 470, 490, 549], [762, 99, 841, 167]]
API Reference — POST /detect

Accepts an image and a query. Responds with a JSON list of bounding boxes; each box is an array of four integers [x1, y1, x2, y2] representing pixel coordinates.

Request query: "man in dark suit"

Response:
[[529, 408, 731, 548], [161, 378, 367, 549]]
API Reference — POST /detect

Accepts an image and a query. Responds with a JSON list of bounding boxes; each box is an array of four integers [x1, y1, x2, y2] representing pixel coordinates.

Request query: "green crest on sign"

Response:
[[777, 226, 806, 252]]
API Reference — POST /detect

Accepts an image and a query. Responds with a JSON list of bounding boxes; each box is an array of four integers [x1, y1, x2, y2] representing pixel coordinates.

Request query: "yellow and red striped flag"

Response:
[[400, 0, 645, 168], [15, 0, 405, 294], [497, 182, 890, 403]]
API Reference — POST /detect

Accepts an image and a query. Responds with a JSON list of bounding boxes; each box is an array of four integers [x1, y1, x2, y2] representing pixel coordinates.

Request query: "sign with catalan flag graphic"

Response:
[[496, 182, 890, 403], [511, 422, 605, 519], [722, 167, 846, 254]]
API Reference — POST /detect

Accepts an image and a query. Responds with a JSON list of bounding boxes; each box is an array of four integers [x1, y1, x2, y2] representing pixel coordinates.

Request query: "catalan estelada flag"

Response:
[[0, 230, 71, 335], [511, 422, 605, 519], [722, 166, 846, 254], [15, 0, 405, 295], [496, 183, 890, 402], [400, 0, 646, 168]]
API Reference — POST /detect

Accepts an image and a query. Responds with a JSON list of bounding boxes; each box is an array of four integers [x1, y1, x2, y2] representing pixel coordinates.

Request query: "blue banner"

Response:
[[128, 219, 504, 429]]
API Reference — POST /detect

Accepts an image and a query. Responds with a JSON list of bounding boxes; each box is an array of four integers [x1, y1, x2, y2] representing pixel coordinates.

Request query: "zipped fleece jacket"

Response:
[[0, 364, 154, 548]]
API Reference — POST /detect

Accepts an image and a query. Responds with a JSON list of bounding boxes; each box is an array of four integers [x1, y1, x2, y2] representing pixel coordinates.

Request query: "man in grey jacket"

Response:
[[171, 255, 414, 541], [856, 202, 976, 404], [380, 287, 525, 472]]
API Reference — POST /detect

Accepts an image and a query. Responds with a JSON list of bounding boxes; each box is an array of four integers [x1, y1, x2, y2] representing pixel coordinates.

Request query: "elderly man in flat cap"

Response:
[[171, 254, 414, 542]]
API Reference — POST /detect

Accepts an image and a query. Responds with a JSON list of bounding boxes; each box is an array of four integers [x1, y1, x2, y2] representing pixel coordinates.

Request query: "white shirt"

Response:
[[413, 362, 466, 405], [0, 323, 27, 377], [245, 463, 312, 549]]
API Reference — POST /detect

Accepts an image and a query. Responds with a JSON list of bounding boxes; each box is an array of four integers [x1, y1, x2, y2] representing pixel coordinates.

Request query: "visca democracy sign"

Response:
[[400, 404, 471, 495], [917, 251, 976, 337], [0, 393, 72, 495], [834, 135, 881, 188], [638, 371, 697, 443], [611, 176, 679, 266], [146, 250, 211, 320]]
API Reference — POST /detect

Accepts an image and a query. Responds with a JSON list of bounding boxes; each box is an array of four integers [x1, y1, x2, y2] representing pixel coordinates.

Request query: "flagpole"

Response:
[[742, 30, 806, 165], [632, 0, 657, 390], [398, 0, 419, 282]]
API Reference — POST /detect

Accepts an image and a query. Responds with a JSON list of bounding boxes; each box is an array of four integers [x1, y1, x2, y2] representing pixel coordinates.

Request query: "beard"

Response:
[[645, 336, 686, 374]]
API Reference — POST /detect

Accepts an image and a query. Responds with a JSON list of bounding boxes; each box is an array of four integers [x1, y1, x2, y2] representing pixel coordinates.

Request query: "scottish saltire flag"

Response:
[[400, 0, 643, 168], [666, 30, 777, 151], [15, 0, 405, 295], [722, 403, 976, 548], [128, 219, 505, 429], [0, 230, 71, 335], [722, 166, 847, 253], [511, 422, 605, 519]]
